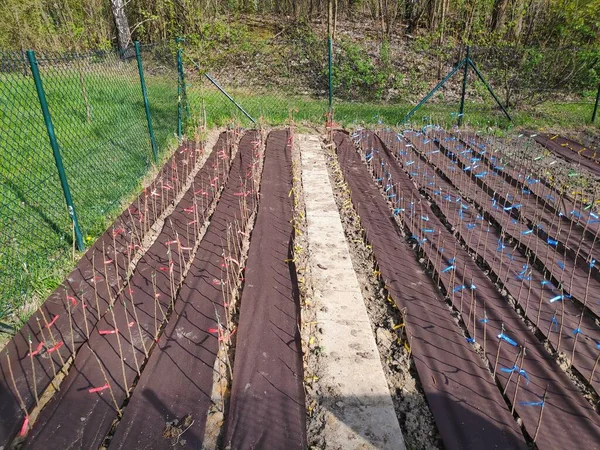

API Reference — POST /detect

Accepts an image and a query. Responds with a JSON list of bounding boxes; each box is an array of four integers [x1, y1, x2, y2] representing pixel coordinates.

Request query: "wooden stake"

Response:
[[36, 317, 58, 390], [503, 345, 523, 395], [6, 350, 28, 425], [107, 303, 129, 397]]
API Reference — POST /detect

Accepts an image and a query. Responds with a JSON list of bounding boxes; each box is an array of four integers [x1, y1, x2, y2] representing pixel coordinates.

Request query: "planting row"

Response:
[[23, 127, 239, 448], [103, 129, 258, 449], [1, 129, 305, 449], [0, 134, 213, 445], [532, 133, 600, 177], [334, 132, 526, 449], [377, 130, 600, 392], [335, 130, 600, 449]]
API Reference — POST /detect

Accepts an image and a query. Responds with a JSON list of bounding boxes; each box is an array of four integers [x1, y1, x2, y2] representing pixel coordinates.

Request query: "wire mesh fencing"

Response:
[[181, 35, 330, 129], [139, 41, 180, 145], [0, 42, 180, 320], [180, 31, 600, 130], [179, 35, 469, 128], [329, 41, 600, 128], [177, 36, 503, 128], [470, 46, 600, 126]]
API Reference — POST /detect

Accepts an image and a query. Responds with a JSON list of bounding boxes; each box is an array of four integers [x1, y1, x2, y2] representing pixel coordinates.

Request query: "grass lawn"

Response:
[[0, 56, 177, 321], [191, 87, 599, 131]]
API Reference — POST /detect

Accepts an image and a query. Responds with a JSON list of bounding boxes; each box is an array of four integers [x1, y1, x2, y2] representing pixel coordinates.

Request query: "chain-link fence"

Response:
[[181, 34, 329, 129], [180, 32, 600, 130], [469, 46, 600, 125], [0, 41, 180, 320]]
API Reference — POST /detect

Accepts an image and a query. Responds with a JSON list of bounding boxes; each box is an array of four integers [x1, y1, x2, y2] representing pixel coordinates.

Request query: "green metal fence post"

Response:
[[134, 41, 158, 163], [593, 84, 600, 123], [328, 36, 333, 112], [176, 37, 184, 140], [178, 38, 189, 123], [458, 46, 470, 127], [26, 50, 85, 251]]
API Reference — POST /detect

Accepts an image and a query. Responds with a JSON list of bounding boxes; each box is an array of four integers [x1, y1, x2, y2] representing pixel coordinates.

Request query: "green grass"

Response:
[[0, 56, 177, 322], [191, 87, 599, 132]]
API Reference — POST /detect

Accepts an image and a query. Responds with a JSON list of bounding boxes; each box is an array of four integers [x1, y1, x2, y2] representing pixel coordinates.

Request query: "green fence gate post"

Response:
[[134, 41, 158, 164], [176, 37, 184, 140], [593, 84, 600, 123], [458, 46, 470, 127], [26, 50, 85, 251]]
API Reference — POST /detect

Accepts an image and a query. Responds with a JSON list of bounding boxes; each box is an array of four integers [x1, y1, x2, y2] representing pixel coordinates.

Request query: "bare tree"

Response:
[[110, 0, 132, 52]]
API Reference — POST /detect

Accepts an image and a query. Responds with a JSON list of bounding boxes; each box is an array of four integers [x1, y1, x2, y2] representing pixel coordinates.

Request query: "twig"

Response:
[[510, 346, 527, 414], [533, 386, 548, 443], [493, 324, 505, 379], [89, 345, 122, 417], [27, 337, 39, 406]]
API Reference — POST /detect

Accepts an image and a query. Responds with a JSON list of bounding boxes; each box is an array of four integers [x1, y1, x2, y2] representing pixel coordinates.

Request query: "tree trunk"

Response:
[[110, 0, 132, 52], [333, 0, 339, 39], [328, 0, 333, 37], [428, 0, 438, 30], [464, 0, 477, 41], [510, 0, 526, 42], [378, 0, 384, 37], [436, 0, 447, 78], [490, 0, 510, 32]]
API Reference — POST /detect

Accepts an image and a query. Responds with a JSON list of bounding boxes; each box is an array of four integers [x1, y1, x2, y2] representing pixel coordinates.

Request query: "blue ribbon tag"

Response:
[[498, 333, 518, 346]]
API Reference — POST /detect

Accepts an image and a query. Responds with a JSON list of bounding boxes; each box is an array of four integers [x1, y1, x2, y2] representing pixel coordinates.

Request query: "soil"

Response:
[[163, 413, 194, 446], [293, 129, 325, 449]]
